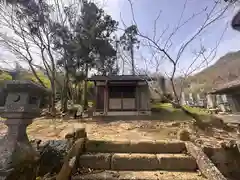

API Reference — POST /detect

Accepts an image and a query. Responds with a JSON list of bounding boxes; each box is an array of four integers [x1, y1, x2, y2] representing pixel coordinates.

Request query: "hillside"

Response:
[[183, 50, 240, 93]]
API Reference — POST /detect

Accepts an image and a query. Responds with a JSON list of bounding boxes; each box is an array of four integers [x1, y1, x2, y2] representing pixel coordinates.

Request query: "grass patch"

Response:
[[152, 103, 209, 115], [183, 106, 210, 115], [0, 117, 6, 121], [151, 103, 211, 121], [151, 103, 176, 112]]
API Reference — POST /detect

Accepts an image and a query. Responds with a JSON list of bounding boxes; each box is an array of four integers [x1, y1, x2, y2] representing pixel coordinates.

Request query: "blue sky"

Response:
[[99, 0, 240, 76], [1, 0, 240, 77]]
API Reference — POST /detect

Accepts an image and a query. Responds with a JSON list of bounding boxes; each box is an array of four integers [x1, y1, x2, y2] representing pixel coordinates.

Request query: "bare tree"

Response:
[[0, 0, 73, 113], [122, 0, 236, 122], [0, 0, 91, 113]]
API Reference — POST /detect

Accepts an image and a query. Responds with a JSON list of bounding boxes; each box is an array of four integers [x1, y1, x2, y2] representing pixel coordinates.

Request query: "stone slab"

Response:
[[157, 154, 197, 171], [111, 153, 159, 171], [73, 171, 207, 180], [79, 153, 196, 171], [86, 139, 186, 153], [86, 140, 131, 153], [79, 153, 111, 170]]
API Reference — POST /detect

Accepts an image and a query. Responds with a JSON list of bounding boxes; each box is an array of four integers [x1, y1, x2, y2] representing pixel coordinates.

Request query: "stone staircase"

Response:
[[73, 140, 207, 180]]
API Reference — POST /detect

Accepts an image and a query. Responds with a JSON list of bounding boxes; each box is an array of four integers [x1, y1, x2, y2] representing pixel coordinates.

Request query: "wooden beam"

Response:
[[104, 83, 108, 115], [136, 86, 139, 112]]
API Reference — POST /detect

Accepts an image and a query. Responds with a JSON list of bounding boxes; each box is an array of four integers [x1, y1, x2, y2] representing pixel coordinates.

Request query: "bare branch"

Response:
[[153, 10, 162, 41]]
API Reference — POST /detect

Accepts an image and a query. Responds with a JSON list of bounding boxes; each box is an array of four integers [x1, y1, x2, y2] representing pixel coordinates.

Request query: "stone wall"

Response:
[[203, 146, 240, 180]]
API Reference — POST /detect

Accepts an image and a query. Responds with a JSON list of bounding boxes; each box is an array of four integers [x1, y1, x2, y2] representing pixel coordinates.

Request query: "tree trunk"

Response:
[[82, 64, 89, 110], [61, 70, 69, 112], [130, 38, 135, 75], [50, 79, 56, 115], [49, 63, 56, 115], [75, 83, 81, 104], [28, 61, 46, 87]]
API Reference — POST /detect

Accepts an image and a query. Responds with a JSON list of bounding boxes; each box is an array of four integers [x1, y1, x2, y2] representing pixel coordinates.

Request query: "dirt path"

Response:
[[0, 118, 186, 141], [0, 118, 238, 148], [26, 119, 183, 141]]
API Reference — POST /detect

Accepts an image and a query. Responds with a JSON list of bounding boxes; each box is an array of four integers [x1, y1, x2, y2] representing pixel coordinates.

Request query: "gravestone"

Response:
[[180, 92, 186, 106], [207, 94, 216, 109], [216, 95, 222, 105], [216, 95, 226, 112], [188, 93, 194, 106], [196, 93, 201, 107], [0, 80, 49, 180], [226, 95, 238, 113]]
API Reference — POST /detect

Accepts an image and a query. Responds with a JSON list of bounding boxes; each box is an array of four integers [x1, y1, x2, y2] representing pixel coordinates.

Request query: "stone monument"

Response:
[[188, 93, 194, 106], [207, 94, 216, 109], [180, 92, 186, 106], [0, 80, 49, 180]]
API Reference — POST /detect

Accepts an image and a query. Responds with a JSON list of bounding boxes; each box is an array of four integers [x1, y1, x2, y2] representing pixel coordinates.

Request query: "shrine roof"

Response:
[[209, 78, 240, 94], [88, 75, 154, 82]]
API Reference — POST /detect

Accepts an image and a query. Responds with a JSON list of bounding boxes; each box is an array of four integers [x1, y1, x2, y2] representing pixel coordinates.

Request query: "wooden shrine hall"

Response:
[[88, 75, 152, 117]]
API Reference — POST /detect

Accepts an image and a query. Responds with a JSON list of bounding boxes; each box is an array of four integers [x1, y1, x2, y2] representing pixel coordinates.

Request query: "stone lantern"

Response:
[[0, 80, 49, 180]]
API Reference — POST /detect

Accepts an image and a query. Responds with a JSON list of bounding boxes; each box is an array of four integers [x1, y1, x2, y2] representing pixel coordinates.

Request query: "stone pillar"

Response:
[[104, 82, 108, 115], [0, 80, 49, 180]]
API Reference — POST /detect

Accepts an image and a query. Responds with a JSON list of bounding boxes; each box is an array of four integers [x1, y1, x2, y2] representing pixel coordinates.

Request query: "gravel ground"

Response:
[[0, 118, 239, 148]]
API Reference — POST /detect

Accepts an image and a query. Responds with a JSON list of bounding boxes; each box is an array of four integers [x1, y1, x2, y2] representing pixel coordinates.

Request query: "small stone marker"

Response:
[[0, 80, 49, 180]]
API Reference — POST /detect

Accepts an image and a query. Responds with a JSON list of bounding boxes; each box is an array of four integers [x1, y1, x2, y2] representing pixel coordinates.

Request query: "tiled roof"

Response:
[[209, 78, 240, 94], [88, 75, 154, 81]]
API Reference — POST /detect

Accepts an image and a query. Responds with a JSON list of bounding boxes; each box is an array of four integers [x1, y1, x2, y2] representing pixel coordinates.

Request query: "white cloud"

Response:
[[213, 32, 240, 60], [95, 0, 124, 21]]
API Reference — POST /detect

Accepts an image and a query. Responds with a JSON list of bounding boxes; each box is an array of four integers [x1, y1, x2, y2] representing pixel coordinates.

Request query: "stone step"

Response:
[[79, 153, 197, 171], [86, 140, 186, 154], [73, 171, 206, 180]]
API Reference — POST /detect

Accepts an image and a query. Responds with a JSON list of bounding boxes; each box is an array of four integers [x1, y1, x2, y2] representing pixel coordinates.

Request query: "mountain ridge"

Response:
[[182, 50, 240, 93]]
